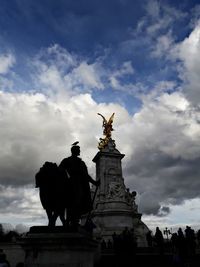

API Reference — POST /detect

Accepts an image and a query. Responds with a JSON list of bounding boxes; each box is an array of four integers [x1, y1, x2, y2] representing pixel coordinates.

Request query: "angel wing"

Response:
[[107, 113, 115, 125], [97, 113, 107, 127]]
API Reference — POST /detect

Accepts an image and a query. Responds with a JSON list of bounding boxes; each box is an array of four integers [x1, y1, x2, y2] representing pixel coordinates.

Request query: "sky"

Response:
[[0, 0, 200, 233]]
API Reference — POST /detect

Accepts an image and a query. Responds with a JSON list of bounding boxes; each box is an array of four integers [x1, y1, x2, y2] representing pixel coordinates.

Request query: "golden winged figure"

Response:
[[97, 113, 115, 149]]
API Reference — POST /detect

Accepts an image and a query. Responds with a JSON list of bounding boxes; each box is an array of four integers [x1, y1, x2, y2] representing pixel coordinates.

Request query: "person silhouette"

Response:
[[146, 230, 153, 247], [154, 227, 164, 255], [59, 143, 99, 230], [0, 251, 10, 267]]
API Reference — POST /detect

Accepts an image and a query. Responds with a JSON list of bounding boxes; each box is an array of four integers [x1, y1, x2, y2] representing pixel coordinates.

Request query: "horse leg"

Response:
[[65, 209, 70, 228], [59, 208, 66, 226], [51, 211, 58, 226], [46, 209, 54, 227]]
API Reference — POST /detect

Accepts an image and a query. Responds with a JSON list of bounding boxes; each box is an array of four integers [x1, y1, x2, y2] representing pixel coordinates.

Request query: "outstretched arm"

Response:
[[88, 175, 100, 186], [81, 160, 100, 186]]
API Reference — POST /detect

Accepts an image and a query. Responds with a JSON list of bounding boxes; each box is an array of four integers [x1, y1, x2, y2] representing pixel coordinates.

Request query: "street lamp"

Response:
[[163, 227, 171, 240]]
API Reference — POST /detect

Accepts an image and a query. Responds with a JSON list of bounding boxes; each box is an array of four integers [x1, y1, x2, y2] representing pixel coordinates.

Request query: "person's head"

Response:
[[71, 145, 80, 156]]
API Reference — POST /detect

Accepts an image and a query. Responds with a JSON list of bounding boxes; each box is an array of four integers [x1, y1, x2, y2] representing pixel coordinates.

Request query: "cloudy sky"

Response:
[[0, 0, 200, 232]]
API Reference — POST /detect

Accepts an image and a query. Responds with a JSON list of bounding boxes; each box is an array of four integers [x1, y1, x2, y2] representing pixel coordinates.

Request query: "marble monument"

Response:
[[91, 113, 149, 246]]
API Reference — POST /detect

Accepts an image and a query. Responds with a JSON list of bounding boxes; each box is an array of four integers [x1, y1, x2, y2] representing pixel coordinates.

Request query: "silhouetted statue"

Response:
[[35, 162, 68, 227], [59, 143, 99, 230]]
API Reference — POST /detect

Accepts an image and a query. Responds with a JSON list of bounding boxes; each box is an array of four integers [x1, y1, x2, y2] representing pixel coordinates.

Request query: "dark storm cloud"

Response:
[[0, 185, 44, 224], [124, 101, 200, 215], [0, 186, 22, 210], [128, 151, 200, 199], [0, 186, 29, 214]]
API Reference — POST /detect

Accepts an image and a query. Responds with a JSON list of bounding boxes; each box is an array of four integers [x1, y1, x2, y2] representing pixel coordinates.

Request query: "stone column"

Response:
[[91, 139, 149, 246]]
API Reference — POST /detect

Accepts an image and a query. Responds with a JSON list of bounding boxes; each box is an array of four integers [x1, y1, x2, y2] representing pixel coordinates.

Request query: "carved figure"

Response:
[[98, 113, 115, 149], [59, 144, 99, 230], [107, 182, 125, 200], [125, 189, 138, 210]]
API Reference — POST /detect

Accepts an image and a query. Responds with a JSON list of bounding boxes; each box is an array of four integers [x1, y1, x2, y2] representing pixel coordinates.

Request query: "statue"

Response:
[[125, 189, 138, 211], [59, 142, 100, 230], [97, 113, 115, 150], [107, 182, 125, 200], [35, 162, 68, 227], [35, 142, 100, 231]]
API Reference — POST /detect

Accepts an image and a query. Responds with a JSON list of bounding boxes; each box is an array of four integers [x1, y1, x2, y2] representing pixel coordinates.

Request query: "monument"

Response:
[[20, 144, 100, 267], [19, 113, 148, 267], [91, 113, 149, 246]]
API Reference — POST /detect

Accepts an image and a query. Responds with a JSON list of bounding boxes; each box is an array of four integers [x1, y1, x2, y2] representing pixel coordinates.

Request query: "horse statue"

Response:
[[35, 162, 68, 227]]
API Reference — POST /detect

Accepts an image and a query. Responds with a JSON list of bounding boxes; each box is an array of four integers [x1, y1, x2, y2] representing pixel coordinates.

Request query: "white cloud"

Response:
[[46, 44, 76, 69], [0, 89, 129, 187], [145, 0, 160, 18], [0, 77, 13, 90], [174, 21, 200, 105], [139, 81, 176, 101], [151, 32, 174, 58], [120, 90, 200, 216], [1, 87, 200, 227], [0, 185, 44, 226], [32, 45, 104, 98], [109, 61, 134, 90], [158, 92, 189, 111], [0, 53, 15, 74], [139, 0, 186, 37], [0, 88, 131, 225], [142, 197, 200, 231], [72, 61, 104, 90]]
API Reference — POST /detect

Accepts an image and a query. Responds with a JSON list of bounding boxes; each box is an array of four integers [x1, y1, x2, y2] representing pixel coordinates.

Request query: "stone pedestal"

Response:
[[91, 139, 149, 246], [19, 226, 98, 267]]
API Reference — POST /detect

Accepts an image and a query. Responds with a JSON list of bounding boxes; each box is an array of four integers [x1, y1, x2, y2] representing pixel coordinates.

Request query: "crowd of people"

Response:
[[146, 226, 200, 266], [101, 227, 137, 254], [100, 225, 200, 253], [100, 225, 200, 266], [146, 226, 200, 251]]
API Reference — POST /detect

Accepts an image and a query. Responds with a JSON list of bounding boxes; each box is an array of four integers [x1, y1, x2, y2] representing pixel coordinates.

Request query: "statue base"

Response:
[[19, 226, 99, 267]]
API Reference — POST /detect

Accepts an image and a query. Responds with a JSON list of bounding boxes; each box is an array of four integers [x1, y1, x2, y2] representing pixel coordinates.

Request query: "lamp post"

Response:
[[163, 227, 171, 241]]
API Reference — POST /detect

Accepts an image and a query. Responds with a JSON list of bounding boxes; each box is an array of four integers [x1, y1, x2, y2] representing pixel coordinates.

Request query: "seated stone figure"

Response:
[[35, 162, 68, 227]]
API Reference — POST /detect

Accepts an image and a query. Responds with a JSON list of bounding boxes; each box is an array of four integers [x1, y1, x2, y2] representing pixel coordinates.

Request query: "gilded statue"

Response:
[[97, 113, 115, 149]]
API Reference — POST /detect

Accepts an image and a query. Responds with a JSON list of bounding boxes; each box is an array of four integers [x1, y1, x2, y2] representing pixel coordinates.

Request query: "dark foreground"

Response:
[[1, 243, 200, 267], [98, 247, 200, 267], [1, 226, 200, 267]]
